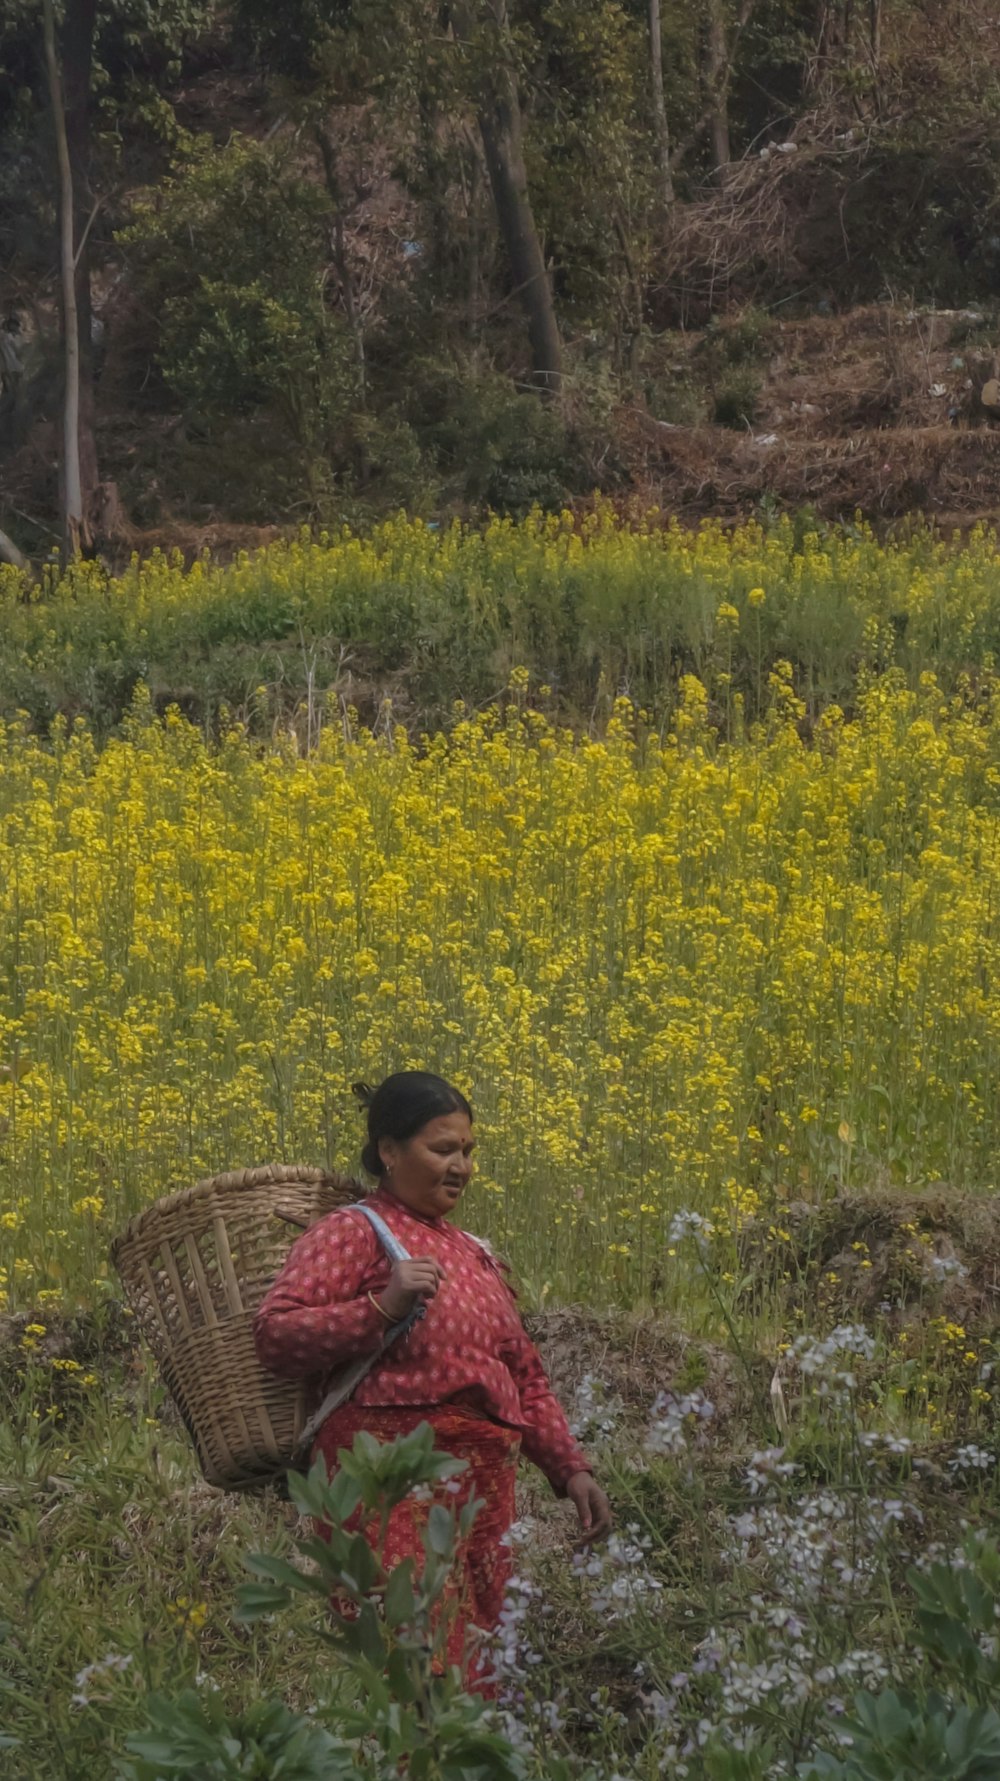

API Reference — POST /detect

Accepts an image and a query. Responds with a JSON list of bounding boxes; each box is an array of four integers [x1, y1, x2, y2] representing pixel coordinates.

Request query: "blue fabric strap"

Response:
[[351, 1200, 427, 1331], [352, 1200, 411, 1266]]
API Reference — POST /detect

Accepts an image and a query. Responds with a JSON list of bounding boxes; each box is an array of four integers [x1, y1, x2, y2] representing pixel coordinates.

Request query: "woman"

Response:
[[254, 1070, 612, 1686]]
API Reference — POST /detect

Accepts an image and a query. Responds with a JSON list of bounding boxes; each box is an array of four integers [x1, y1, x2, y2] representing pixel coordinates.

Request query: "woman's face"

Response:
[[380, 1111, 475, 1219]]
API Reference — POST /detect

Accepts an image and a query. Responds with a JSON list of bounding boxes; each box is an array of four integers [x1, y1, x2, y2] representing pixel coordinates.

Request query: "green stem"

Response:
[[695, 1244, 772, 1429]]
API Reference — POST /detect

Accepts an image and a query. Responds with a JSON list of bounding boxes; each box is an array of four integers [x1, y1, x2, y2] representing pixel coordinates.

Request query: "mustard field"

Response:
[[3, 522, 1000, 1310]]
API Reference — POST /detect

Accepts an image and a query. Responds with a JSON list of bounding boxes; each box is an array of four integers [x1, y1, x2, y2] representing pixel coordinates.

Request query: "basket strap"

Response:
[[350, 1200, 413, 1264], [292, 1200, 425, 1462], [349, 1202, 428, 1335]]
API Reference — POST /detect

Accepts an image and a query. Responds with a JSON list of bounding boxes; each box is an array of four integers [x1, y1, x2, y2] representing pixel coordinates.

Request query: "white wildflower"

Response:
[[570, 1372, 624, 1444], [645, 1388, 715, 1458], [667, 1209, 714, 1253], [746, 1446, 798, 1494], [70, 1651, 133, 1709], [929, 1253, 968, 1283], [949, 1444, 995, 1475]]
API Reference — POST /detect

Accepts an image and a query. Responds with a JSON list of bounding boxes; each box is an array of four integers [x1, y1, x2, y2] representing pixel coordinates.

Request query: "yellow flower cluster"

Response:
[[2, 657, 1000, 1307], [166, 1595, 208, 1637]]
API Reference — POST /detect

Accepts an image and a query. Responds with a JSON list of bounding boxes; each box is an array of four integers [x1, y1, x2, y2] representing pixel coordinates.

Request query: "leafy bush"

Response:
[[399, 360, 576, 516], [803, 1694, 1000, 1781], [712, 370, 760, 428], [119, 135, 356, 492], [116, 1425, 524, 1781]]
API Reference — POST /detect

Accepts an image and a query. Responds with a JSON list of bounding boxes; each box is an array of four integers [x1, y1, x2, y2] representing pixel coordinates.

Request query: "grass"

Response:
[[4, 509, 1000, 738]]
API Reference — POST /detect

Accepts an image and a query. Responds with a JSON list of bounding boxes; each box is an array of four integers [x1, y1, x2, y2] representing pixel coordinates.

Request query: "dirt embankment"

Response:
[[617, 304, 1000, 533]]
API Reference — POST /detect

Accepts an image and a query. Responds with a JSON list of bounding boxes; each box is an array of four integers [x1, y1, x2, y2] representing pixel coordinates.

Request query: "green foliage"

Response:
[[527, 0, 656, 333], [119, 134, 355, 467], [705, 1745, 779, 1781], [117, 1694, 354, 1780], [802, 1539, 1000, 1781], [12, 511, 1000, 740], [401, 362, 575, 516], [711, 307, 778, 368], [701, 309, 772, 428], [801, 1693, 1000, 1781], [712, 370, 760, 428], [117, 1425, 523, 1781], [910, 1535, 1000, 1702]]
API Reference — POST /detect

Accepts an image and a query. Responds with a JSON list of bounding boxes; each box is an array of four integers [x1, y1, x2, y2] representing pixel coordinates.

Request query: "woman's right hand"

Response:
[[377, 1256, 446, 1321]]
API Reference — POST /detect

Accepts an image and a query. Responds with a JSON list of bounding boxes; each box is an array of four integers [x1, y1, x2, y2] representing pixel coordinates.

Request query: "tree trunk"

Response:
[[61, 0, 100, 525], [703, 0, 731, 174], [649, 0, 675, 210], [466, 143, 482, 338], [0, 528, 28, 571], [867, 0, 883, 110], [43, 0, 84, 563], [454, 0, 561, 395], [476, 4, 561, 393], [315, 124, 369, 486]]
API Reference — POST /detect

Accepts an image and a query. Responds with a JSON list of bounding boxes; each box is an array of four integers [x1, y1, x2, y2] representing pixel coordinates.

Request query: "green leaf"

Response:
[[355, 1599, 387, 1668], [341, 1531, 379, 1595], [243, 1552, 328, 1596], [286, 1461, 334, 1519], [386, 1647, 416, 1705], [233, 1580, 293, 1621], [425, 1504, 455, 1559], [384, 1558, 416, 1628]]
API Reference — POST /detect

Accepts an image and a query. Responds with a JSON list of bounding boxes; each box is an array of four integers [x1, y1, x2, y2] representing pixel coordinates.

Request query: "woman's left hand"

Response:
[[565, 1471, 613, 1547]]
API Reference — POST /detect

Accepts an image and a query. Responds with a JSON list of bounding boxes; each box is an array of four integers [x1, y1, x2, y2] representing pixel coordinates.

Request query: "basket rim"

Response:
[[109, 1161, 365, 1262]]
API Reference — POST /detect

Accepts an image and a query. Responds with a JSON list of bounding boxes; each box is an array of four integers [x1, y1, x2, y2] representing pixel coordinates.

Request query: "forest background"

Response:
[[3, 0, 1000, 561]]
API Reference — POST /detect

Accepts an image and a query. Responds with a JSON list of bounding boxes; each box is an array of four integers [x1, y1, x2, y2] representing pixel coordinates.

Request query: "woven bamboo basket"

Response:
[[110, 1163, 362, 1490]]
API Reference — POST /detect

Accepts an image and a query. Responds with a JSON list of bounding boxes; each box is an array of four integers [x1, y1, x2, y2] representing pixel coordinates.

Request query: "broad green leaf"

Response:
[[425, 1503, 454, 1558], [384, 1558, 416, 1628]]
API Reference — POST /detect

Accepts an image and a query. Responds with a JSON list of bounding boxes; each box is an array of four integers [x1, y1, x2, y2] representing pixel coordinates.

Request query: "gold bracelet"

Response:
[[368, 1291, 395, 1324]]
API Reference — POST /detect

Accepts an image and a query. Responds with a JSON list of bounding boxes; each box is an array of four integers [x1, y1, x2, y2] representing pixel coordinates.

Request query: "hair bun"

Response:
[[351, 1080, 374, 1109]]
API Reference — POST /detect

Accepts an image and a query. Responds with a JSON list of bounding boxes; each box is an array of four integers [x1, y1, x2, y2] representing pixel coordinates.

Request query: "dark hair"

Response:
[[353, 1072, 473, 1177]]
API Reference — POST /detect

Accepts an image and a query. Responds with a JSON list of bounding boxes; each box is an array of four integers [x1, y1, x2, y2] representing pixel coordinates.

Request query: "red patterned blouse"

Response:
[[254, 1188, 591, 1494]]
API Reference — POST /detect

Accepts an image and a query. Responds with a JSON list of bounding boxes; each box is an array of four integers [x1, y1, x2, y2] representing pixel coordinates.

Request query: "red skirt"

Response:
[[313, 1403, 520, 1691]]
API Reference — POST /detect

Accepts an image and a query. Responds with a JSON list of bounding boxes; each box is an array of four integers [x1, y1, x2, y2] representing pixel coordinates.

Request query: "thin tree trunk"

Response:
[[670, 0, 755, 176], [315, 124, 369, 486], [476, 102, 562, 394], [649, 0, 675, 209], [867, 0, 883, 111], [466, 141, 483, 338], [703, 0, 731, 174], [0, 528, 28, 571], [43, 0, 84, 562], [473, 1, 561, 394], [316, 128, 367, 405], [61, 0, 99, 524], [451, 1, 560, 394]]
